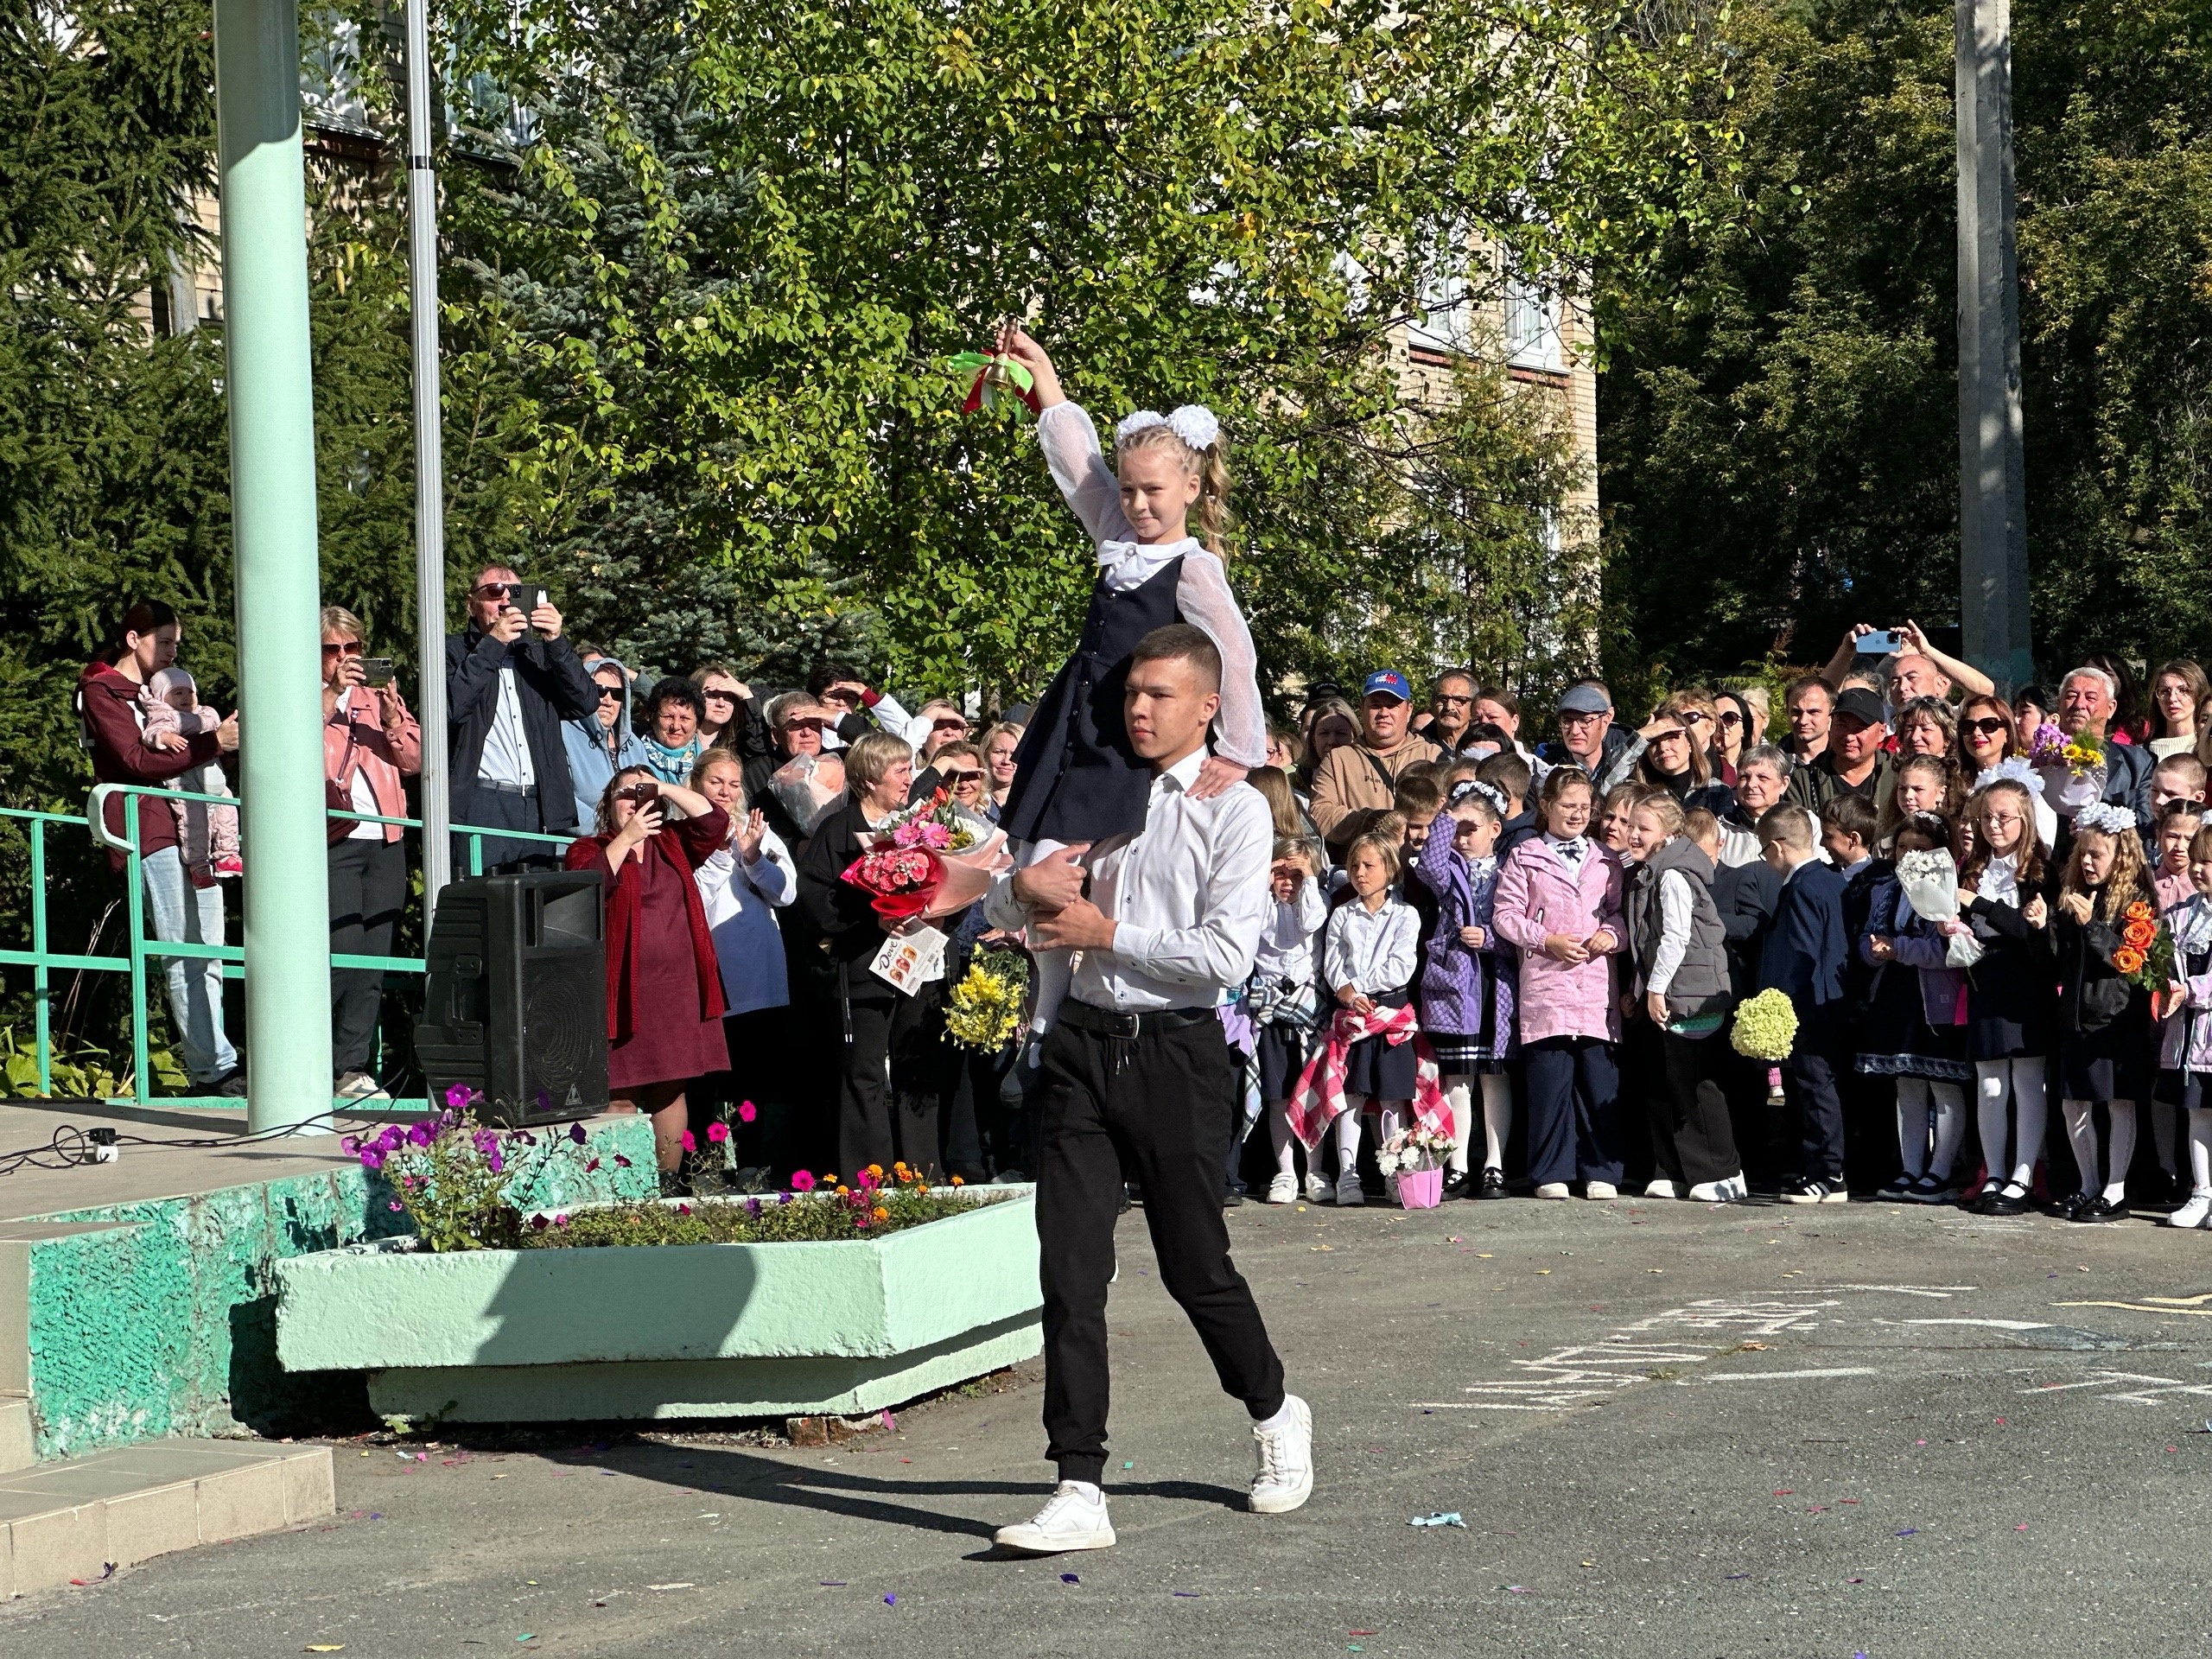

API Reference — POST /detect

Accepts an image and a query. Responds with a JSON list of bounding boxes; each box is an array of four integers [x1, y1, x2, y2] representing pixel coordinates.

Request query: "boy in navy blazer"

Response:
[[1756, 804, 1852, 1203]]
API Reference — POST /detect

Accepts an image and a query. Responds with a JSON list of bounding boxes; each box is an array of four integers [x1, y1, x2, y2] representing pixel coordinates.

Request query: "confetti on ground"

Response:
[[647, 1583, 695, 1592], [1409, 1511, 1466, 1528], [304, 1648, 346, 1654], [1505, 1585, 1531, 1593], [1726, 1573, 1750, 1580], [1774, 1490, 1794, 1497], [1061, 1573, 1080, 1584], [2016, 1524, 2029, 1531], [1896, 1529, 1918, 1538], [1351, 1630, 1378, 1637], [1173, 1591, 1200, 1598], [1122, 1460, 1135, 1469], [885, 1594, 899, 1605], [1477, 1253, 1493, 1259]]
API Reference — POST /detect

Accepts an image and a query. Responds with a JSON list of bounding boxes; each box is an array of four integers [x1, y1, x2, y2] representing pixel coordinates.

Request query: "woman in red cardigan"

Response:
[[564, 766, 728, 1185]]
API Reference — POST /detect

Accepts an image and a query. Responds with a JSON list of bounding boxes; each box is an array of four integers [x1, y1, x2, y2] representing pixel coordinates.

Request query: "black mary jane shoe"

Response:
[[2055, 1189, 2094, 1221], [1476, 1167, 1509, 1200], [2076, 1194, 2131, 1224], [1440, 1169, 1473, 1201], [1979, 1182, 2029, 1217]]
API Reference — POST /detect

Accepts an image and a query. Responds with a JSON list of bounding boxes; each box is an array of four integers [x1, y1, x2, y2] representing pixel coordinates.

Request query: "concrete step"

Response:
[[0, 1395, 29, 1476], [0, 1440, 333, 1600]]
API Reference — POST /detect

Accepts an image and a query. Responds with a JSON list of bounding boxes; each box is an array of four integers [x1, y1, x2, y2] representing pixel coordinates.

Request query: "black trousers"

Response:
[[1036, 1006, 1286, 1485], [327, 836, 407, 1075], [454, 782, 563, 874], [837, 993, 943, 1179], [1652, 1029, 1741, 1186], [1787, 1018, 1849, 1183]]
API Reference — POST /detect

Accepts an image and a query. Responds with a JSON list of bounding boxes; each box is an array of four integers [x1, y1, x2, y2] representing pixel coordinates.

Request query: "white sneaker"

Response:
[[2166, 1192, 2212, 1229], [994, 1480, 1116, 1554], [1643, 1179, 1679, 1199], [1335, 1172, 1366, 1208], [1304, 1173, 1332, 1205], [1686, 1178, 1738, 1203], [1534, 1181, 1570, 1200], [1266, 1173, 1300, 1205], [1249, 1395, 1314, 1514], [1584, 1180, 1618, 1201], [334, 1071, 391, 1103]]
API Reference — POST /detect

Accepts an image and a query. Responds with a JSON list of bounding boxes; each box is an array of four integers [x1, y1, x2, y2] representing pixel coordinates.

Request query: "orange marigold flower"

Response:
[[950, 1175, 964, 1186], [835, 1185, 850, 1196], [2114, 947, 2146, 975], [873, 1206, 890, 1223], [868, 1163, 884, 1178]]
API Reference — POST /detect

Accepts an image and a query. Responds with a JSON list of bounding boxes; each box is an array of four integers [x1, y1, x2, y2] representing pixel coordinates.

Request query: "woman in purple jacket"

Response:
[[1491, 767, 1628, 1200], [1414, 781, 1518, 1199]]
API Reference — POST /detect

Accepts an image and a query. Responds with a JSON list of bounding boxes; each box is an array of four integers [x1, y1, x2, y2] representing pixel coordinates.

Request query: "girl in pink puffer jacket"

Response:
[[1492, 766, 1626, 1199]]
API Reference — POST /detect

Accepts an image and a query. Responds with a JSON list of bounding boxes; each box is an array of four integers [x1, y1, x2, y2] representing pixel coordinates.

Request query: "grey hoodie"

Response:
[[563, 655, 652, 829]]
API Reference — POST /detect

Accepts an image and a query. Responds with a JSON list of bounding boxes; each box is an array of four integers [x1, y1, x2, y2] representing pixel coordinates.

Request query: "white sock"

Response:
[[1929, 1081, 1967, 1179], [1268, 1101, 1298, 1178], [1443, 1075, 1473, 1173], [2104, 1100, 2137, 1204], [1336, 1099, 1366, 1166], [2190, 1103, 2212, 1194], [1063, 1478, 1103, 1503], [2008, 1059, 2047, 1190], [1480, 1072, 1513, 1171], [1975, 1062, 2012, 1185], [2063, 1098, 2100, 1197], [1252, 1396, 1299, 1432], [1895, 1078, 1931, 1179]]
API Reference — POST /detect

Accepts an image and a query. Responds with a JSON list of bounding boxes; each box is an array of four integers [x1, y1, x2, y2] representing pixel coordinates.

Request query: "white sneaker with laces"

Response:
[[1266, 1173, 1300, 1205], [1335, 1171, 1366, 1208], [1304, 1173, 1332, 1204], [1643, 1179, 1678, 1199], [1686, 1178, 1736, 1203], [1584, 1180, 1618, 1201], [994, 1480, 1117, 1554], [1249, 1395, 1314, 1514], [2166, 1192, 2212, 1229], [1534, 1181, 1570, 1200], [334, 1071, 391, 1103]]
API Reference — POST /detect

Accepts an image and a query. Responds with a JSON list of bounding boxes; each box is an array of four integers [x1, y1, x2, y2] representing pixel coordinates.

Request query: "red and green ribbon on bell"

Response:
[[948, 350, 1040, 415]]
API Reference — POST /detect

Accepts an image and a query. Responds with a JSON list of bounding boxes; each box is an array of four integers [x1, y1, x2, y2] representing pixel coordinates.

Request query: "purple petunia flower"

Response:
[[745, 1198, 762, 1217], [568, 1122, 588, 1146], [707, 1122, 729, 1144], [359, 1150, 385, 1171], [531, 1213, 549, 1230], [407, 1122, 434, 1147], [388, 1199, 403, 1211], [553, 1213, 569, 1229], [613, 1154, 631, 1168], [340, 1135, 359, 1155], [737, 1101, 757, 1123]]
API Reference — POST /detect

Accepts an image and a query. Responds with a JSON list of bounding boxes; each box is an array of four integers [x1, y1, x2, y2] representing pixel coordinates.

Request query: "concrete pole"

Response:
[[213, 0, 335, 1131], [404, 0, 453, 916], [1955, 0, 2033, 692]]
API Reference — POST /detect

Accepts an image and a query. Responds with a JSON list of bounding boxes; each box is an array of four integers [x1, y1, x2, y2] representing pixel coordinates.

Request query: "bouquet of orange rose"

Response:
[[2113, 900, 2175, 1010]]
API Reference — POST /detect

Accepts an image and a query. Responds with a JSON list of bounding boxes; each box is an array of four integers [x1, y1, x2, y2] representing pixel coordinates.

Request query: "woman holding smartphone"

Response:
[[564, 767, 728, 1187]]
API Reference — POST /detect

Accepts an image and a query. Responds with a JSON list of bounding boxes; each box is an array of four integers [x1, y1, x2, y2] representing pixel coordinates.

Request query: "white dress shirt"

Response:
[[987, 747, 1271, 1012], [695, 828, 798, 1016], [1642, 868, 1695, 995], [1323, 896, 1421, 996], [477, 659, 537, 787], [1252, 875, 1328, 987]]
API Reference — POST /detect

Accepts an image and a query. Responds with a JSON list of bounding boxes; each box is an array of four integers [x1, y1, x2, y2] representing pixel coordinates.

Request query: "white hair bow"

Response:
[[1974, 756, 2044, 797], [1116, 404, 1222, 452], [2072, 801, 2136, 836]]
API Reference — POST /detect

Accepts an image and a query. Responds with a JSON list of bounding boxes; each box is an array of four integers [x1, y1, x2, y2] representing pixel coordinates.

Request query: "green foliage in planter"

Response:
[[521, 1189, 988, 1248]]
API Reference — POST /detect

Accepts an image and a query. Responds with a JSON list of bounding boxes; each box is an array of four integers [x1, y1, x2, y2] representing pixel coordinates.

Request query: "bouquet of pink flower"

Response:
[[842, 843, 945, 923]]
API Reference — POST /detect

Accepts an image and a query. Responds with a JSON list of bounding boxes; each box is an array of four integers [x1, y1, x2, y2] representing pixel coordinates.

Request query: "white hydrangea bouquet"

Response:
[[1894, 846, 1984, 969]]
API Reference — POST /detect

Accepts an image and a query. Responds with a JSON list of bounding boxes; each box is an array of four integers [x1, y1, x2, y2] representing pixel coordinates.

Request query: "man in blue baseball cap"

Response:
[[1309, 668, 1441, 861]]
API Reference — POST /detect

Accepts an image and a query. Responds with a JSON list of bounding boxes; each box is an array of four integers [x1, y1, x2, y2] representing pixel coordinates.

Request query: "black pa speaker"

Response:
[[415, 870, 609, 1127]]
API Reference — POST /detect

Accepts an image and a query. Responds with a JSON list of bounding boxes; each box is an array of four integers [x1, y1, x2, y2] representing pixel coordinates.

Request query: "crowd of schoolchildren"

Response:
[[1236, 652, 2212, 1224]]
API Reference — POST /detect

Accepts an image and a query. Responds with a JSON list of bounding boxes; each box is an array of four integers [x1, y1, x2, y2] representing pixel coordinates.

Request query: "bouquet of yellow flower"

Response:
[[944, 944, 1032, 1052], [1729, 988, 1799, 1061]]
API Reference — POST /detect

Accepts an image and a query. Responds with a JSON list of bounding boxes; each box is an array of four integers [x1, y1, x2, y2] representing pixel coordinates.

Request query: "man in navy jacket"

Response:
[[1756, 804, 1852, 1204]]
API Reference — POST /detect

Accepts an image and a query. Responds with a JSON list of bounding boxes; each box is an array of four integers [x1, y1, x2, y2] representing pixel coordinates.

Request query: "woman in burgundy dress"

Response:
[[565, 766, 728, 1186]]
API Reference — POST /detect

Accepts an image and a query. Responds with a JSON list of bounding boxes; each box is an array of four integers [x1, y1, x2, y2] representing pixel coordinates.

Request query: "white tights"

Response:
[[2189, 1104, 2212, 1196], [1442, 1073, 1514, 1174], [1974, 1058, 2047, 1191], [2061, 1098, 2137, 1204], [1020, 838, 1071, 1039], [1895, 1077, 1967, 1180]]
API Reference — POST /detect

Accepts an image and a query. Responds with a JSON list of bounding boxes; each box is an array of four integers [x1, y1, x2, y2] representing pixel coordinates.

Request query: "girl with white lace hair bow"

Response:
[[988, 325, 1268, 1042]]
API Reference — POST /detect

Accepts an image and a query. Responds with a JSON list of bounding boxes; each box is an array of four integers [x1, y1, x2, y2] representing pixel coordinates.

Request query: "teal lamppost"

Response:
[[213, 0, 334, 1131]]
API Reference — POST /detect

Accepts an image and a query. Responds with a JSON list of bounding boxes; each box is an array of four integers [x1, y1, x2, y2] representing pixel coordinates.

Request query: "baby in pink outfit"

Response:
[[139, 668, 242, 880]]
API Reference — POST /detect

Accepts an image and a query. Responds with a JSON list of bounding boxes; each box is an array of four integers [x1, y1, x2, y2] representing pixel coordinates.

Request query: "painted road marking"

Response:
[[2017, 1370, 2212, 1406], [1687, 1368, 1882, 1382], [1908, 1318, 2053, 1331], [2056, 1297, 2212, 1318]]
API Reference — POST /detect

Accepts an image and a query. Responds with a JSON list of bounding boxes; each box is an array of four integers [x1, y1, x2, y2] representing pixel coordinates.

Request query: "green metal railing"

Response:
[[1, 782, 575, 1109]]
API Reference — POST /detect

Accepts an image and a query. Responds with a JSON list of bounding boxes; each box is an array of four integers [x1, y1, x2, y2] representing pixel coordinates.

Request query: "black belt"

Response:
[[1059, 1001, 1213, 1039], [474, 780, 538, 798]]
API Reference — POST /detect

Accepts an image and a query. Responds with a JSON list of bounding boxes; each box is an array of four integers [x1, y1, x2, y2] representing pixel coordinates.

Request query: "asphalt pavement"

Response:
[[10, 1190, 2212, 1656]]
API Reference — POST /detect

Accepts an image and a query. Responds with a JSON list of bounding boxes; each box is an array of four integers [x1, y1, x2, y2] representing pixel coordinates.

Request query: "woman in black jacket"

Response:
[[1959, 779, 2056, 1216], [2051, 807, 2156, 1222], [798, 730, 940, 1180], [1637, 693, 1737, 818]]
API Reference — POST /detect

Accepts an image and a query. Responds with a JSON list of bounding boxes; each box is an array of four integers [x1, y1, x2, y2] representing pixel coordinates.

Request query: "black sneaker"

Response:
[[1780, 1176, 1847, 1205]]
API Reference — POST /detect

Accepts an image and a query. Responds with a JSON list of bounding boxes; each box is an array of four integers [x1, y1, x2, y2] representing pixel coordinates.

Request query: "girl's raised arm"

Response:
[[1000, 327, 1135, 548], [1175, 556, 1268, 768]]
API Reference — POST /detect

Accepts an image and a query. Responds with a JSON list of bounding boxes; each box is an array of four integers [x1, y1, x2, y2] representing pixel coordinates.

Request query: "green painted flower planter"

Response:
[[271, 1189, 1041, 1422]]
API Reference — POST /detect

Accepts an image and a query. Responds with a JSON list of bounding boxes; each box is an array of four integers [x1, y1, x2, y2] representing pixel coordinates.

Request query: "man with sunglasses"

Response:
[[447, 564, 600, 871], [805, 663, 915, 754]]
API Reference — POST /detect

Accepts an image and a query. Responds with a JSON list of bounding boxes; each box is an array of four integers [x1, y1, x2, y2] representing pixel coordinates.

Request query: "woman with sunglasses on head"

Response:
[[1637, 692, 1736, 817], [1712, 690, 1756, 782], [565, 767, 728, 1189]]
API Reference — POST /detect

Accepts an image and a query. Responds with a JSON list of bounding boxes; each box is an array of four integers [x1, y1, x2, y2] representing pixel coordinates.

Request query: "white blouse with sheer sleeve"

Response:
[[1033, 401, 1266, 768]]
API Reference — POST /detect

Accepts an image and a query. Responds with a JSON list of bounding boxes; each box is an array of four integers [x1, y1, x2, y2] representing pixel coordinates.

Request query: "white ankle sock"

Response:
[[1252, 1397, 1297, 1432]]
